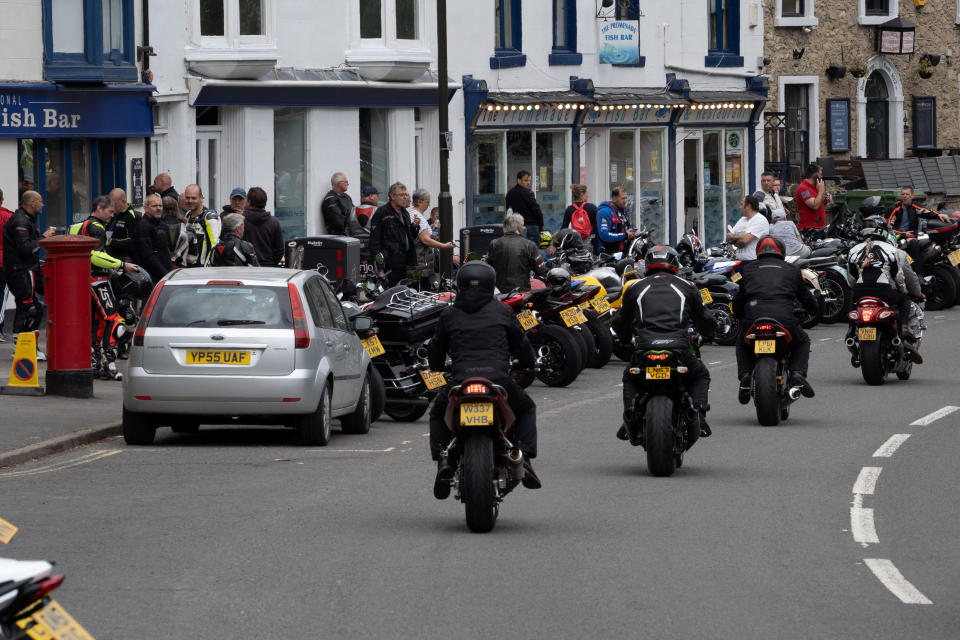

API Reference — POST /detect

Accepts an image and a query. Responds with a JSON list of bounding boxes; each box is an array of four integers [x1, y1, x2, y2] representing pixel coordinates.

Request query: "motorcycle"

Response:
[[688, 270, 740, 346], [0, 557, 93, 639], [499, 288, 584, 387], [742, 318, 804, 426], [846, 296, 921, 385], [907, 217, 960, 310], [437, 378, 529, 533]]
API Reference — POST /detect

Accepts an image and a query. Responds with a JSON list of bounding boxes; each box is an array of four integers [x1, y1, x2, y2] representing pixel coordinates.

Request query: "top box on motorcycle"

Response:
[[460, 225, 503, 262], [285, 236, 360, 288], [365, 286, 449, 343]]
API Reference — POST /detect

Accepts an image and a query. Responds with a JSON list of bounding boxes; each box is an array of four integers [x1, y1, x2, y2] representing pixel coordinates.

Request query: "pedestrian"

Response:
[[769, 208, 810, 258], [321, 172, 353, 235], [148, 172, 179, 200], [173, 184, 221, 267], [486, 213, 541, 292], [222, 187, 246, 216], [107, 188, 140, 265], [596, 187, 636, 254], [725, 194, 769, 261], [2, 191, 53, 354], [368, 182, 418, 286], [559, 184, 597, 253], [796, 163, 832, 238], [160, 195, 184, 253], [136, 193, 173, 283], [241, 186, 284, 267], [347, 185, 378, 260], [408, 188, 455, 287], [759, 172, 786, 221], [0, 188, 13, 342], [505, 170, 544, 245], [212, 213, 259, 267]]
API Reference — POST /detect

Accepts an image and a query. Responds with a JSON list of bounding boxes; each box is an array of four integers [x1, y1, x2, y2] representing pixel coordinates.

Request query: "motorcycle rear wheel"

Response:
[[534, 324, 583, 387], [860, 340, 887, 386], [924, 264, 958, 310], [644, 395, 676, 477], [820, 271, 852, 324], [753, 358, 781, 427], [574, 326, 595, 372], [707, 302, 739, 346], [463, 435, 497, 533], [370, 367, 386, 423], [584, 310, 613, 368]]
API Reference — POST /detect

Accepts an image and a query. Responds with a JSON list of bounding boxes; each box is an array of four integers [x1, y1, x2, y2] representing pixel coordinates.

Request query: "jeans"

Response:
[[524, 225, 541, 246]]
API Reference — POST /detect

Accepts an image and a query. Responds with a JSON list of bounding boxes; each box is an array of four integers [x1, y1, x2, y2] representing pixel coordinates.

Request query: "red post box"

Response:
[[40, 235, 97, 398]]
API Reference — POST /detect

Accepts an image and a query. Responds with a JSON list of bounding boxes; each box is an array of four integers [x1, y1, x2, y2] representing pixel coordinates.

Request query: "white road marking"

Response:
[[863, 559, 933, 604], [306, 447, 397, 453], [540, 389, 621, 418], [0, 450, 121, 478], [400, 440, 412, 445], [819, 337, 832, 342], [853, 467, 882, 495], [850, 507, 879, 546], [708, 361, 723, 365], [873, 434, 911, 457], [909, 405, 959, 426]]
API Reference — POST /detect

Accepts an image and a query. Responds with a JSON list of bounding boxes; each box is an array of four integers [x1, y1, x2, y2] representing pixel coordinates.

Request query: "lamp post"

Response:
[[437, 0, 454, 277]]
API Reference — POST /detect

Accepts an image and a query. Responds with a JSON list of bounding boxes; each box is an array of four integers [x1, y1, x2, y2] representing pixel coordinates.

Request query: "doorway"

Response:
[[865, 72, 889, 159], [683, 137, 702, 237]]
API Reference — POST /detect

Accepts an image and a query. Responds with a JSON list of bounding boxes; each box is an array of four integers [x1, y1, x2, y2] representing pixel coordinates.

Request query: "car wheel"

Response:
[[370, 366, 386, 423], [123, 406, 156, 445], [299, 387, 332, 446], [341, 372, 372, 435]]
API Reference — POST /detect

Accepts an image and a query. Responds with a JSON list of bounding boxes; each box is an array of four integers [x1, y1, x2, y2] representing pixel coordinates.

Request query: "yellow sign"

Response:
[[420, 370, 446, 390], [6, 332, 40, 388], [460, 402, 494, 426], [185, 350, 251, 365], [517, 310, 538, 331], [699, 288, 713, 304], [0, 517, 17, 543], [361, 336, 385, 358], [17, 600, 96, 640]]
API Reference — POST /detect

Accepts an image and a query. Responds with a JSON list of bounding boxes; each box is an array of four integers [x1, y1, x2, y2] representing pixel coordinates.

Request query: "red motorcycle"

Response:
[[437, 378, 528, 533], [846, 297, 916, 385], [742, 319, 801, 426]]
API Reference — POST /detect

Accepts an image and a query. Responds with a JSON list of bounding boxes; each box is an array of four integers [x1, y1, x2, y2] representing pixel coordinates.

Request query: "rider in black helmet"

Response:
[[427, 260, 541, 499], [612, 245, 717, 443]]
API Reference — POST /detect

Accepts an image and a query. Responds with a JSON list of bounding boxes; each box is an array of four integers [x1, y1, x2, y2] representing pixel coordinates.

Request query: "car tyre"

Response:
[[123, 406, 156, 445], [341, 372, 372, 434], [370, 366, 386, 423], [299, 387, 332, 446]]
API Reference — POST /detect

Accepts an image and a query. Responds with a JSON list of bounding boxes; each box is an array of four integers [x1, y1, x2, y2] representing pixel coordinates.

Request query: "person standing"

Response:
[[107, 188, 140, 265], [596, 187, 636, 254], [148, 173, 179, 200], [160, 196, 184, 253], [173, 184, 221, 268], [408, 188, 455, 286], [368, 182, 418, 286], [560, 184, 597, 251], [212, 214, 260, 267], [321, 172, 353, 235], [222, 187, 247, 216], [505, 170, 544, 245], [2, 191, 53, 349], [346, 185, 378, 260], [136, 194, 173, 283], [725, 195, 769, 261], [241, 187, 284, 267], [796, 163, 832, 237], [0, 188, 14, 342], [759, 172, 786, 221]]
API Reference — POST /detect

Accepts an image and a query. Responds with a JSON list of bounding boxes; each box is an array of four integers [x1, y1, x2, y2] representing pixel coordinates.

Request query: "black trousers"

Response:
[[902, 239, 926, 274], [622, 350, 711, 417], [7, 269, 43, 333], [429, 377, 537, 460], [850, 284, 911, 336], [736, 318, 810, 379]]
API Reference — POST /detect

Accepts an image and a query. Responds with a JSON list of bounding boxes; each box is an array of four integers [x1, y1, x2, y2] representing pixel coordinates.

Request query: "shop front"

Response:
[[0, 84, 154, 230]]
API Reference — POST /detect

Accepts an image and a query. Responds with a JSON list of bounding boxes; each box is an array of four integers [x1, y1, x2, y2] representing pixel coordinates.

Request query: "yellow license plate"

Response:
[[517, 309, 538, 331], [858, 327, 877, 341], [185, 350, 251, 365], [17, 600, 95, 640], [731, 271, 742, 282], [559, 307, 586, 327], [949, 249, 960, 266], [591, 297, 611, 313], [460, 402, 494, 426], [728, 302, 734, 313], [906, 253, 914, 264], [578, 301, 590, 311], [420, 370, 446, 390], [700, 288, 713, 304], [754, 340, 776, 354], [360, 336, 385, 358], [645, 366, 671, 380]]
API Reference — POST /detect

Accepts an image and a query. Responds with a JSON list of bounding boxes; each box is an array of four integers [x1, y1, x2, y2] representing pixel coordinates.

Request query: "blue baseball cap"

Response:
[[362, 185, 379, 197], [230, 187, 246, 198]]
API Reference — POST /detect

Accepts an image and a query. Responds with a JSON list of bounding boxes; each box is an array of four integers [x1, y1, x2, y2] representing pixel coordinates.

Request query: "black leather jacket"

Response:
[[2, 208, 41, 272], [107, 206, 139, 261], [368, 203, 418, 270], [613, 272, 716, 349], [733, 257, 818, 323], [487, 232, 541, 292], [321, 190, 354, 235], [211, 233, 260, 267], [136, 215, 173, 282]]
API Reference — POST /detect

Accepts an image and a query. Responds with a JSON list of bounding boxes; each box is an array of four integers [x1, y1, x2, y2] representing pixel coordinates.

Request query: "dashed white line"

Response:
[[819, 337, 832, 342], [873, 434, 911, 457], [851, 507, 879, 546], [863, 559, 933, 604], [853, 467, 882, 495], [910, 405, 959, 426]]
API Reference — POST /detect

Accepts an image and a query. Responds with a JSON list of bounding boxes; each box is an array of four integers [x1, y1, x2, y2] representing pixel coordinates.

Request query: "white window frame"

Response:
[[774, 0, 818, 28], [350, 0, 428, 51], [858, 0, 897, 26], [194, 0, 275, 48], [777, 75, 821, 165]]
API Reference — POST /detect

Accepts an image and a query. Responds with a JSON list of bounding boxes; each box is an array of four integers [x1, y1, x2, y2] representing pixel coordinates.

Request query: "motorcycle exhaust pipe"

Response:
[[507, 448, 524, 481], [788, 387, 802, 401], [891, 336, 902, 347], [844, 337, 856, 348]]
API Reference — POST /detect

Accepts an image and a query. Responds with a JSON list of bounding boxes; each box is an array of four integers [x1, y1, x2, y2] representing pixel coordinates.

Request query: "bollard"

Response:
[[39, 235, 97, 398]]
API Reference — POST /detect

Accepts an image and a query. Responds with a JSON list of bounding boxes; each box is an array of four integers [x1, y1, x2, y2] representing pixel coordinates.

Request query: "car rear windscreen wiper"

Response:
[[216, 319, 267, 326]]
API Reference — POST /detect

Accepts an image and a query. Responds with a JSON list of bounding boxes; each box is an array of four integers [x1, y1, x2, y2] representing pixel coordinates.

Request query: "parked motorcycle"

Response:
[[0, 558, 93, 639], [846, 296, 921, 385], [499, 288, 584, 387], [742, 318, 804, 426]]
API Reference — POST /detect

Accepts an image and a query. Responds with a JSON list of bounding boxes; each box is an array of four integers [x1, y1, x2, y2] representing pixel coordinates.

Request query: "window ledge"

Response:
[[184, 46, 280, 80], [858, 14, 897, 26], [345, 46, 432, 81], [548, 51, 582, 66], [774, 16, 819, 27], [705, 55, 745, 68], [44, 63, 138, 83], [490, 52, 527, 69]]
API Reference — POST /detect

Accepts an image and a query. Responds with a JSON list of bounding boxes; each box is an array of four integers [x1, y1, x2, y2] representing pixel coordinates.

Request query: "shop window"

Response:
[[199, 0, 269, 43], [702, 131, 724, 248], [858, 0, 896, 25], [274, 108, 306, 240], [785, 84, 810, 172], [723, 130, 745, 241], [359, 108, 390, 196], [912, 97, 936, 149], [535, 131, 567, 231], [637, 130, 666, 244], [550, 0, 581, 65], [472, 132, 506, 226], [42, 0, 137, 82], [706, 0, 743, 68], [775, 0, 817, 27], [492, 0, 526, 69], [360, 0, 382, 38]]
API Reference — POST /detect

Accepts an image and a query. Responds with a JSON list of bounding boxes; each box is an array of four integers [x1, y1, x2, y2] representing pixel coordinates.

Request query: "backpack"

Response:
[[569, 202, 592, 238]]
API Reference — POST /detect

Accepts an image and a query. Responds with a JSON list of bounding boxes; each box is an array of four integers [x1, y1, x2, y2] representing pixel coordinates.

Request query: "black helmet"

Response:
[[643, 245, 680, 275], [456, 260, 496, 294], [112, 265, 154, 300], [859, 195, 882, 217], [545, 267, 572, 296], [566, 249, 593, 274], [756, 236, 786, 259], [861, 215, 893, 243]]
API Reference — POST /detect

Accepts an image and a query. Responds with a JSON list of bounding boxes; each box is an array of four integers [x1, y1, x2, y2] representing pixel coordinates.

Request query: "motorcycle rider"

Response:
[[596, 187, 637, 254], [173, 184, 221, 268], [211, 213, 260, 267], [106, 188, 140, 265], [886, 186, 951, 271], [2, 191, 54, 346], [846, 218, 923, 363], [427, 261, 541, 499], [734, 236, 818, 403], [612, 245, 716, 442]]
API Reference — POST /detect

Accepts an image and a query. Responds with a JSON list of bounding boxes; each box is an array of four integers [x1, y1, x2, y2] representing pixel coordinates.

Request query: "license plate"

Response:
[[185, 350, 251, 365], [17, 600, 95, 640], [906, 253, 914, 264], [517, 309, 538, 331], [460, 402, 494, 426], [578, 301, 590, 311], [591, 297, 611, 314], [728, 302, 734, 313], [559, 307, 586, 327], [360, 336, 385, 358], [420, 370, 446, 390], [858, 327, 877, 341], [754, 340, 776, 354], [645, 366, 671, 380], [731, 272, 742, 282], [949, 249, 960, 266], [700, 288, 713, 304]]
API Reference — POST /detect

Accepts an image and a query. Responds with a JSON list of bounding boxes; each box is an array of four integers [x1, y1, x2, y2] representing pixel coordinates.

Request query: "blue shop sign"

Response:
[[0, 84, 154, 138]]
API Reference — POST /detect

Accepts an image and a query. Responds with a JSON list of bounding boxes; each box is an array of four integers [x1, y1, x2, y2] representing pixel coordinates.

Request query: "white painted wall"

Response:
[[0, 0, 44, 81], [308, 108, 360, 235], [0, 139, 18, 206]]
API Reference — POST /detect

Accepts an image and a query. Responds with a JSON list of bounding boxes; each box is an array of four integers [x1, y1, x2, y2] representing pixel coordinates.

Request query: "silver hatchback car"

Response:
[[122, 267, 373, 446]]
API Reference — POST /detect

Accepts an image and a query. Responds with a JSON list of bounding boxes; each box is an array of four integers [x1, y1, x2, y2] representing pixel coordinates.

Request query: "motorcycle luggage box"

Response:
[[460, 225, 503, 262], [285, 236, 361, 289], [365, 286, 448, 343]]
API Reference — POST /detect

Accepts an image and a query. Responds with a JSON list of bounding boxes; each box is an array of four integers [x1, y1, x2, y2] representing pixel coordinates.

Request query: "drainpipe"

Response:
[[140, 0, 153, 191]]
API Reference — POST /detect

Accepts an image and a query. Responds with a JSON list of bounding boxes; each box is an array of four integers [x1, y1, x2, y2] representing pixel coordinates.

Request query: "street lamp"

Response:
[[437, 0, 454, 277], [876, 17, 916, 55]]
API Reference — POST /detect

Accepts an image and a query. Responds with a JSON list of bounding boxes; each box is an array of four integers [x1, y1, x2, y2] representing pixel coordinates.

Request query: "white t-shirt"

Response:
[[407, 207, 430, 236], [731, 213, 770, 260]]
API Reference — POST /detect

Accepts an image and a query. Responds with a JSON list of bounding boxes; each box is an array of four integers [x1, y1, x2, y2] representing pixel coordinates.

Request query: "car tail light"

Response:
[[288, 283, 310, 349], [464, 383, 490, 395], [206, 280, 244, 286], [134, 281, 165, 346]]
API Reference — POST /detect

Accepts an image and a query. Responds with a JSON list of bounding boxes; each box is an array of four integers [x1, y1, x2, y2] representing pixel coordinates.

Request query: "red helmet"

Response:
[[756, 236, 786, 259]]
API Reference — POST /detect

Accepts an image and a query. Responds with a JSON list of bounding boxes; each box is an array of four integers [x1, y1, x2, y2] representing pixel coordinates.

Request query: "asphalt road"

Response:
[[2, 311, 959, 639]]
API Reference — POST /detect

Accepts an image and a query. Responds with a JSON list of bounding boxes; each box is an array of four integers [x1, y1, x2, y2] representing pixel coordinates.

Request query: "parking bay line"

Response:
[[873, 434, 911, 457], [863, 559, 933, 604], [0, 450, 121, 478], [909, 405, 959, 426]]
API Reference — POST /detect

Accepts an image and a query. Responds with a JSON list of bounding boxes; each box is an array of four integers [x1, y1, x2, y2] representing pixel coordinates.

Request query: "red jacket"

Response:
[[0, 206, 13, 264]]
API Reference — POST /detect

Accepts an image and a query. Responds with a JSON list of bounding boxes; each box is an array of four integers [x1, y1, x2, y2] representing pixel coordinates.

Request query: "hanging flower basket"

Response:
[[919, 58, 935, 79], [826, 65, 847, 80], [849, 64, 867, 78]]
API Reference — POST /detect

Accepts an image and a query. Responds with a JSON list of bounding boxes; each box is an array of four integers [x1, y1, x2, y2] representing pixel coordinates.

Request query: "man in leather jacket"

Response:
[[2, 191, 53, 334], [212, 214, 260, 267], [427, 261, 541, 499], [136, 194, 173, 283], [486, 213, 542, 291], [886, 186, 952, 271], [612, 245, 716, 442], [368, 182, 418, 286], [107, 188, 140, 264], [733, 236, 818, 403], [321, 172, 353, 235]]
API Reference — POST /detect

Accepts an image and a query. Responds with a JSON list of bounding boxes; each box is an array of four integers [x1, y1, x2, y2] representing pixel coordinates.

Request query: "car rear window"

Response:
[[151, 285, 293, 329]]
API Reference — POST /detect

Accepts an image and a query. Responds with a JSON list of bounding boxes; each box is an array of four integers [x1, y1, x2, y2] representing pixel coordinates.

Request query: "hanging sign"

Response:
[[826, 99, 850, 153], [599, 21, 641, 65]]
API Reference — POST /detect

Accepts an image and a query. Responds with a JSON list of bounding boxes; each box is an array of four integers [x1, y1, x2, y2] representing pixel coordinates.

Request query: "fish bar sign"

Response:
[[0, 86, 154, 138]]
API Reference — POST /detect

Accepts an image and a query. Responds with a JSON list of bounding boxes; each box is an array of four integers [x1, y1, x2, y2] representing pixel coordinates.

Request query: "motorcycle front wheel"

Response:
[[707, 302, 739, 346], [753, 357, 781, 427], [462, 435, 497, 533], [534, 324, 583, 387], [860, 339, 887, 386], [644, 395, 677, 477], [923, 264, 958, 310]]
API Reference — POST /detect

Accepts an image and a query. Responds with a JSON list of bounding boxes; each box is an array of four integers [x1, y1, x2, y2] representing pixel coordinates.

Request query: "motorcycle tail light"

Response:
[[754, 324, 774, 332], [860, 309, 875, 322], [646, 352, 670, 361], [464, 383, 489, 395], [27, 574, 64, 601]]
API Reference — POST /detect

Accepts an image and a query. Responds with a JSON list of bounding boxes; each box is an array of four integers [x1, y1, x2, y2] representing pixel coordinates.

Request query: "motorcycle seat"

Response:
[[691, 273, 727, 287], [605, 286, 623, 301]]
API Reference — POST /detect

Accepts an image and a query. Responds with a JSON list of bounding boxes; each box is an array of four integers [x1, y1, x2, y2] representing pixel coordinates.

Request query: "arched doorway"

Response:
[[865, 72, 889, 158]]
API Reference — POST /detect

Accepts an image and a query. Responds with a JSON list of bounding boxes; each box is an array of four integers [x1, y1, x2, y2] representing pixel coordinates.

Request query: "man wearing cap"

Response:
[[346, 185, 377, 258], [769, 208, 810, 258], [222, 187, 246, 216], [322, 172, 353, 235]]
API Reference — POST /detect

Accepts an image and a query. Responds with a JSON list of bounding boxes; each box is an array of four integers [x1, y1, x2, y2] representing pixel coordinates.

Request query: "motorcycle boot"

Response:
[[101, 360, 123, 381], [696, 403, 712, 437], [521, 457, 542, 490], [738, 374, 752, 405], [788, 371, 815, 398], [615, 424, 629, 441], [433, 455, 456, 500]]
